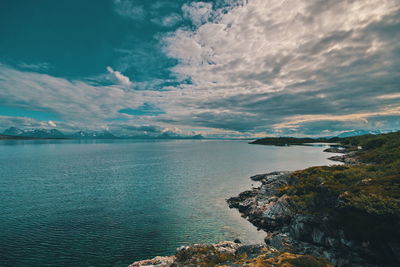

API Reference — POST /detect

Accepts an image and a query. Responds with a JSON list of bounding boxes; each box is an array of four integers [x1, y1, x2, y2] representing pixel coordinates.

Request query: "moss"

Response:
[[241, 252, 333, 267], [284, 255, 333, 267], [172, 244, 333, 267], [174, 244, 251, 266], [287, 163, 400, 216], [274, 132, 400, 243]]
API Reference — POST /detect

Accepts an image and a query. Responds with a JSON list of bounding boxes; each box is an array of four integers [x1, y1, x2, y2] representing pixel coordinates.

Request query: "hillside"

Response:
[[229, 131, 400, 266]]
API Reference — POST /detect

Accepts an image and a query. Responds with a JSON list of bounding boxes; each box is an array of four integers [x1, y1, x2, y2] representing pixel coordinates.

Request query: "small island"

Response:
[[249, 136, 338, 146]]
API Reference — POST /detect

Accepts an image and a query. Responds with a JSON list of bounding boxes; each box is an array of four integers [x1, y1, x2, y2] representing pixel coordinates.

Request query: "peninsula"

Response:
[[228, 131, 400, 266], [130, 132, 399, 266]]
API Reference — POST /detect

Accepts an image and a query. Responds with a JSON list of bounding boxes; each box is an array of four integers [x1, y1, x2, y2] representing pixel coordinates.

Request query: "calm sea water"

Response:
[[0, 139, 337, 267]]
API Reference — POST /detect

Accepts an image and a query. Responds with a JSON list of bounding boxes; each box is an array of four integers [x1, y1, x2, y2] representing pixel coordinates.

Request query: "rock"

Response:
[[328, 151, 360, 165], [175, 241, 240, 264], [323, 147, 346, 153], [250, 173, 268, 181], [250, 171, 292, 182], [226, 168, 390, 266], [129, 241, 332, 267], [228, 172, 296, 232], [233, 238, 241, 244], [128, 256, 175, 267], [235, 244, 270, 258], [265, 232, 294, 251]]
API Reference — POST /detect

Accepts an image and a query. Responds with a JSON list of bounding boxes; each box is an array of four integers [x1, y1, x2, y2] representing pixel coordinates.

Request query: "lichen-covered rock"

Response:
[[128, 256, 176, 267], [241, 253, 332, 267], [327, 151, 360, 164], [129, 241, 332, 267], [174, 241, 240, 266], [227, 172, 296, 231]]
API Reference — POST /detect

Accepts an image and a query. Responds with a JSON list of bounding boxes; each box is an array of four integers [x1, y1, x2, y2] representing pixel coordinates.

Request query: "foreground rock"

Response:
[[227, 171, 400, 266], [327, 151, 360, 164], [129, 241, 332, 267]]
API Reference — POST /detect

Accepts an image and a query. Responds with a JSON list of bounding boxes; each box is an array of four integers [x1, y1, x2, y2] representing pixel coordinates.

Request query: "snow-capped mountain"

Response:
[[3, 127, 65, 138], [336, 129, 386, 138]]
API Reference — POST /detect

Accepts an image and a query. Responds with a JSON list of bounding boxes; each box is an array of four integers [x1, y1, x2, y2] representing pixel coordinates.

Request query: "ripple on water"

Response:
[[0, 140, 336, 267]]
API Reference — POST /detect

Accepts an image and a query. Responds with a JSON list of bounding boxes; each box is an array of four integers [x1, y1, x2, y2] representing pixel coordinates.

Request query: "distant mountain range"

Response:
[[1, 127, 204, 140], [3, 127, 67, 139], [335, 129, 390, 138], [1, 127, 394, 140]]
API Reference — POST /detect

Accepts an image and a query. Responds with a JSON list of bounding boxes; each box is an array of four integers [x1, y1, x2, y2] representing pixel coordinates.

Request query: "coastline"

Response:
[[128, 144, 341, 267], [227, 133, 400, 267], [130, 132, 400, 266]]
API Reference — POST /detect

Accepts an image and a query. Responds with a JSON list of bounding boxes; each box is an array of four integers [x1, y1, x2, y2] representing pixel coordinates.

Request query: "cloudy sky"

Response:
[[0, 0, 399, 137]]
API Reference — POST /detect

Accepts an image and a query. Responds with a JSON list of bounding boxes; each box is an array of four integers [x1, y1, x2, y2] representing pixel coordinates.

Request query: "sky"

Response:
[[0, 0, 399, 137]]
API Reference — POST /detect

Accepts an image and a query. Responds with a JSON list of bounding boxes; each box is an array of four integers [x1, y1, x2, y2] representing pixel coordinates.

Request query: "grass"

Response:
[[278, 131, 400, 242]]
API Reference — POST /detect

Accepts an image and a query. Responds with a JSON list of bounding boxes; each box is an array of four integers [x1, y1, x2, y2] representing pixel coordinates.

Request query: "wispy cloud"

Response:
[[106, 66, 133, 86], [0, 64, 143, 127], [182, 2, 213, 26], [113, 0, 146, 20], [151, 13, 182, 28], [377, 93, 400, 100], [17, 62, 51, 71]]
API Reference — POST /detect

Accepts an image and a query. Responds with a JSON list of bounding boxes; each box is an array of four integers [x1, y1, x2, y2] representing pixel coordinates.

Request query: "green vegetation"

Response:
[[240, 253, 332, 267], [250, 137, 331, 146], [281, 132, 400, 242], [174, 244, 332, 267]]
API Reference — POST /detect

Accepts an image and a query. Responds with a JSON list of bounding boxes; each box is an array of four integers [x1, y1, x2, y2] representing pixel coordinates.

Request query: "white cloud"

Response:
[[0, 64, 144, 127], [182, 2, 213, 26], [107, 66, 133, 86], [377, 93, 400, 100], [166, 0, 398, 93], [273, 107, 400, 130], [48, 120, 57, 127], [151, 13, 182, 27], [160, 0, 400, 134]]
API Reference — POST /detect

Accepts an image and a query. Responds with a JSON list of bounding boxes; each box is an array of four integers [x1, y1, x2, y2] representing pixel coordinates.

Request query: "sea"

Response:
[[0, 139, 338, 267]]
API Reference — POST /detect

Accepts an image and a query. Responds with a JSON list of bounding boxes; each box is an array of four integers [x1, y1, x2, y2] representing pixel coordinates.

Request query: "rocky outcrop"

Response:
[[129, 241, 332, 267], [327, 151, 360, 164], [323, 145, 361, 164], [129, 256, 176, 267], [228, 172, 295, 230], [227, 171, 399, 266], [323, 147, 345, 153]]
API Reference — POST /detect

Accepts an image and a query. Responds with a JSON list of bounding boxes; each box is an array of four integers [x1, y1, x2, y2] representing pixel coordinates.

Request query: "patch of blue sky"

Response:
[[0, 106, 60, 121], [118, 103, 165, 116], [0, 0, 188, 82], [105, 118, 130, 122]]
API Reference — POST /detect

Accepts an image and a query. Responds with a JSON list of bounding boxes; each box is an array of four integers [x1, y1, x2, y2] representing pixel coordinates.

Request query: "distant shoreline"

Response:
[[0, 134, 71, 140]]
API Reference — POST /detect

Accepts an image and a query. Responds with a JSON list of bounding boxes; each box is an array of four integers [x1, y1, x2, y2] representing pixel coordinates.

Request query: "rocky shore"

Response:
[[227, 171, 367, 266], [129, 241, 332, 267], [227, 140, 400, 266], [129, 132, 400, 266]]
